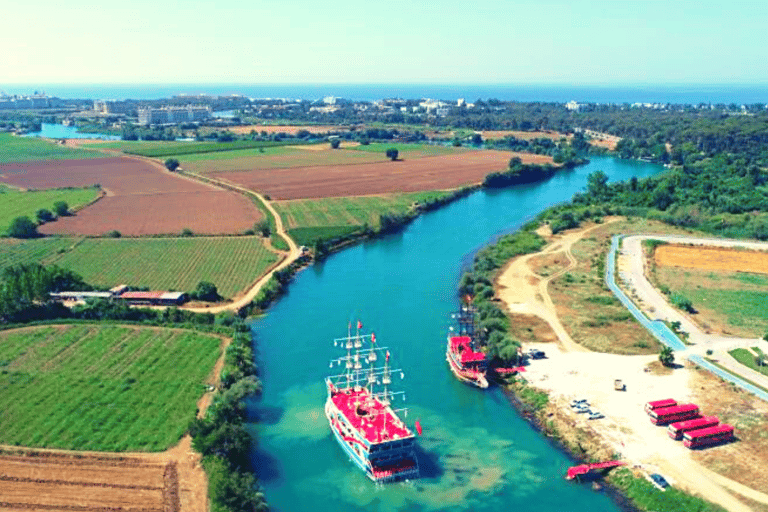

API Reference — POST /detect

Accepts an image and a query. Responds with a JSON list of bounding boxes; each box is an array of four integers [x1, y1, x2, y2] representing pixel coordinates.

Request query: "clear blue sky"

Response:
[[1, 0, 766, 84]]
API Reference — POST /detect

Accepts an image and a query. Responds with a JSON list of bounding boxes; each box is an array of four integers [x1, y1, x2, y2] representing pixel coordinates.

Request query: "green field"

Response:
[[124, 140, 296, 158], [0, 133, 105, 164], [179, 145, 298, 162], [350, 142, 467, 158], [655, 266, 768, 338], [274, 191, 451, 245], [0, 185, 100, 235], [0, 324, 221, 451], [729, 348, 768, 377], [0, 236, 278, 298]]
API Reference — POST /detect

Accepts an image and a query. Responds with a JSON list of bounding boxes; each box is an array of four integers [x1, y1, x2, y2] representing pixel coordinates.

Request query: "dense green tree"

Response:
[[8, 216, 38, 238], [164, 158, 180, 171], [53, 201, 69, 217], [192, 281, 220, 302], [36, 209, 54, 222], [330, 139, 341, 149], [385, 148, 399, 161], [659, 346, 675, 367]]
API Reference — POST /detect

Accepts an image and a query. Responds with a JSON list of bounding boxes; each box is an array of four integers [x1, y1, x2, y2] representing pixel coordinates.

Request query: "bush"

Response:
[[105, 230, 121, 238], [385, 148, 399, 161], [254, 220, 270, 237], [164, 158, 180, 171], [671, 293, 695, 313], [8, 216, 38, 238], [330, 139, 340, 149], [36, 209, 55, 222], [181, 228, 194, 237], [191, 281, 220, 302], [53, 201, 70, 217]]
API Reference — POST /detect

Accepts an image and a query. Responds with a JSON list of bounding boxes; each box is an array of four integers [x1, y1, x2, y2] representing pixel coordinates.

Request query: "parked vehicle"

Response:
[[648, 473, 669, 490], [588, 410, 604, 420]]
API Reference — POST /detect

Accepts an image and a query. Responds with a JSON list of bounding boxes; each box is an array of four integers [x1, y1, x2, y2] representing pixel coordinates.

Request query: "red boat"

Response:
[[446, 301, 488, 388], [325, 321, 419, 483]]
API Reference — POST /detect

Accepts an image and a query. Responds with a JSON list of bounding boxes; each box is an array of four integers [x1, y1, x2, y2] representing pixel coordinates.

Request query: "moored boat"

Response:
[[447, 300, 489, 388], [325, 321, 419, 483]]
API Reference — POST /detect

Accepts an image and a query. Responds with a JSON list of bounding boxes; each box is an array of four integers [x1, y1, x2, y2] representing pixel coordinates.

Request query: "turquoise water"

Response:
[[24, 123, 120, 140], [250, 157, 664, 512]]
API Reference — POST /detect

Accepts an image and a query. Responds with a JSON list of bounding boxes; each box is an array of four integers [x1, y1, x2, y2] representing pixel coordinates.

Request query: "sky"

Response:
[[1, 0, 767, 85]]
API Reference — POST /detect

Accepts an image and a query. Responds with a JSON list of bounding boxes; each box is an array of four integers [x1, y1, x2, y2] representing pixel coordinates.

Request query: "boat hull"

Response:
[[325, 397, 418, 483], [446, 344, 488, 389]]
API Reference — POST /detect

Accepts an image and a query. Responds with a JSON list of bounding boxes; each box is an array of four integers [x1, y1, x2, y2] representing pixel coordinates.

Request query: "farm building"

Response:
[[49, 291, 113, 301], [118, 291, 188, 305]]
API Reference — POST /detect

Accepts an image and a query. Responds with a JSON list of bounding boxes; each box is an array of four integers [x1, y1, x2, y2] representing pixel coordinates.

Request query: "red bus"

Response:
[[649, 403, 699, 425], [644, 398, 677, 414], [667, 416, 719, 440], [683, 424, 734, 449]]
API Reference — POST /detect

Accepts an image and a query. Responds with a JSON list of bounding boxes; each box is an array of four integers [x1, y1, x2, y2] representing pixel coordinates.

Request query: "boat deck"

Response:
[[330, 387, 412, 444]]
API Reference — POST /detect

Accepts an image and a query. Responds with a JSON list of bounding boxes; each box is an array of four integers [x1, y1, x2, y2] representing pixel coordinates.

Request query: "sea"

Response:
[[6, 83, 768, 105]]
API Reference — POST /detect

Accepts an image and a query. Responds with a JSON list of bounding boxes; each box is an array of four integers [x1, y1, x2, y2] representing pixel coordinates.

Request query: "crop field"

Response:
[[655, 244, 768, 275], [0, 451, 182, 512], [35, 236, 275, 297], [182, 145, 384, 173], [0, 237, 75, 269], [0, 156, 262, 235], [653, 254, 768, 337], [0, 133, 105, 164], [0, 324, 221, 451], [479, 130, 569, 141], [348, 142, 469, 158], [86, 139, 211, 153], [0, 185, 99, 235], [216, 149, 549, 200], [200, 124, 348, 135]]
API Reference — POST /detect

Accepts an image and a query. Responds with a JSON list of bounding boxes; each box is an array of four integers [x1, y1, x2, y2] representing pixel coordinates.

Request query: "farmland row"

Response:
[[0, 236, 278, 298], [0, 324, 221, 452], [0, 185, 100, 235], [0, 133, 106, 164]]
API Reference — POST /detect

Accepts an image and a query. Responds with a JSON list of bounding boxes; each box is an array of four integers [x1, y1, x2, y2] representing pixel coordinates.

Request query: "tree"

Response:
[[8, 216, 38, 239], [385, 148, 399, 161], [330, 139, 341, 149], [36, 209, 54, 222], [254, 220, 270, 237], [164, 158, 180, 172], [53, 201, 69, 217], [192, 281, 220, 302], [659, 346, 675, 367], [587, 170, 609, 199], [756, 353, 766, 368]]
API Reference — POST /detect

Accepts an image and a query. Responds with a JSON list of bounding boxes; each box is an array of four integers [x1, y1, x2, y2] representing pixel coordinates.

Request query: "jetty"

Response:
[[566, 460, 626, 480]]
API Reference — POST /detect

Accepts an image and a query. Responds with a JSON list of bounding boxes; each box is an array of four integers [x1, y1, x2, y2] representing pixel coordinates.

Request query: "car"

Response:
[[570, 398, 588, 407], [528, 349, 546, 359], [588, 410, 604, 420], [575, 404, 591, 413], [648, 473, 669, 491]]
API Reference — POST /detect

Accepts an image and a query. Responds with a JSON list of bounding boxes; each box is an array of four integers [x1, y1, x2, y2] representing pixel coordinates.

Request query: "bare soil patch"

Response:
[[0, 157, 261, 236], [505, 313, 559, 344], [655, 244, 768, 275], [589, 138, 619, 151], [215, 150, 554, 200], [689, 364, 768, 495]]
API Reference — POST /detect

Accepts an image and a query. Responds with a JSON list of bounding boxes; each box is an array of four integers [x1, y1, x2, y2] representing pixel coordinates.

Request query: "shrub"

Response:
[[254, 220, 270, 237], [106, 230, 121, 238], [181, 228, 194, 237], [385, 148, 399, 161], [53, 201, 70, 217], [164, 158, 180, 171], [8, 216, 38, 239], [190, 281, 220, 302], [36, 208, 55, 222], [330, 139, 340, 149], [671, 293, 695, 313]]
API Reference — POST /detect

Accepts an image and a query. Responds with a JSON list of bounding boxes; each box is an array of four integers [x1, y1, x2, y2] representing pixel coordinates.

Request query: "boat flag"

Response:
[[357, 320, 362, 329], [386, 350, 390, 362], [415, 420, 422, 436], [371, 332, 376, 344]]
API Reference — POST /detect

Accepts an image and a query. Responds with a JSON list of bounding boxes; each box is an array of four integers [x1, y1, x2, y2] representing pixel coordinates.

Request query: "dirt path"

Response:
[[180, 172, 302, 314], [495, 220, 616, 353]]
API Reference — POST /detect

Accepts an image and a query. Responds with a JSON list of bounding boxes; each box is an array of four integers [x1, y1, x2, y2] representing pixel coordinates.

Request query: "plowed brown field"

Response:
[[655, 244, 768, 275], [0, 449, 191, 512], [215, 150, 554, 200], [0, 157, 261, 236]]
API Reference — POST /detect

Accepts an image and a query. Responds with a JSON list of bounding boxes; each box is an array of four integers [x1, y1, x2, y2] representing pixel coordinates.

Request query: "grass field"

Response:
[[127, 140, 295, 158], [0, 236, 278, 298], [653, 265, 768, 337], [0, 185, 100, 235], [0, 133, 105, 163], [0, 324, 221, 451], [182, 145, 383, 173], [274, 191, 451, 245], [729, 348, 768, 377], [349, 142, 467, 158]]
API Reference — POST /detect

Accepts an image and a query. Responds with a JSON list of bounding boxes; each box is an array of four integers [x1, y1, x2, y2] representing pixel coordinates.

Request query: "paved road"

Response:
[[607, 234, 768, 402]]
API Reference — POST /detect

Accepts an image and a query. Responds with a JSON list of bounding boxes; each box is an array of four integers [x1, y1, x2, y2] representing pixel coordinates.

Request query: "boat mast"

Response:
[[367, 332, 377, 396], [345, 322, 353, 388]]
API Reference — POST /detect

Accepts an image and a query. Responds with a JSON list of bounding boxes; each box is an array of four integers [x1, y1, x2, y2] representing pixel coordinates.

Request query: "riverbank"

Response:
[[494, 221, 768, 512]]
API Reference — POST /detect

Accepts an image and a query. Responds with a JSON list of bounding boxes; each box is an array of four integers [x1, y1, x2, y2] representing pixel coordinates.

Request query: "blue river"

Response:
[[249, 157, 664, 512]]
